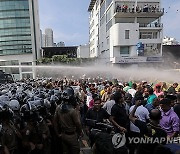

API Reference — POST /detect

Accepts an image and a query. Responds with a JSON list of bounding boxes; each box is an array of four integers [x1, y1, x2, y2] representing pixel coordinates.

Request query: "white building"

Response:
[[42, 34, 46, 47], [45, 28, 54, 47], [57, 41, 65, 47], [163, 36, 179, 45], [88, 0, 164, 65], [77, 44, 90, 58], [0, 0, 41, 79]]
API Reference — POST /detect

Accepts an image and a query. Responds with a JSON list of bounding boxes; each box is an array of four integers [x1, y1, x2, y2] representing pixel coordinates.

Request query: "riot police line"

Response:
[[0, 79, 114, 154], [0, 79, 75, 154]]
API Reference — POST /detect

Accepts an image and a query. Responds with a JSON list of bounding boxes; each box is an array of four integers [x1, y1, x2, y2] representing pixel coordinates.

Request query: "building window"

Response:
[[107, 37, 109, 45], [106, 19, 112, 31], [139, 32, 158, 39], [96, 0, 99, 10], [125, 30, 130, 39], [120, 46, 130, 55], [100, 1, 105, 18]]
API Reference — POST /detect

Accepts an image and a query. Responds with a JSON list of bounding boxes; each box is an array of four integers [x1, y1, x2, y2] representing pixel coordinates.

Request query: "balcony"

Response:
[[139, 23, 163, 29], [139, 31, 162, 44], [114, 7, 164, 18]]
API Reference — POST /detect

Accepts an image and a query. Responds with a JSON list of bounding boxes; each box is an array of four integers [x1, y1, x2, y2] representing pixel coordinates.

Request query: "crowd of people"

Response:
[[0, 77, 180, 154], [115, 4, 162, 13]]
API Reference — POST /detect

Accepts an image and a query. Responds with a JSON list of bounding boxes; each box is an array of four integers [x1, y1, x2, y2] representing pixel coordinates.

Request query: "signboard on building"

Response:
[[146, 57, 163, 62], [137, 42, 144, 56], [112, 56, 163, 64], [115, 57, 147, 63]]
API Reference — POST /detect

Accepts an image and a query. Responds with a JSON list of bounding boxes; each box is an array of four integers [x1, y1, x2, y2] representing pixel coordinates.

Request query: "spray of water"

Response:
[[1, 64, 179, 82]]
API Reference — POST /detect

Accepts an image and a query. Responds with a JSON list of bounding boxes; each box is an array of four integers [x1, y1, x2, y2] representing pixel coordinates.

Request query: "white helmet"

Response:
[[44, 99, 51, 109], [9, 99, 20, 111], [0, 95, 10, 106]]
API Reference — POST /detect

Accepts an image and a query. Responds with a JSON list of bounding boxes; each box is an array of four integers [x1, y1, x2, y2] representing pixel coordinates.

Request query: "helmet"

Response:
[[61, 87, 77, 107], [9, 100, 20, 111], [20, 102, 37, 113], [20, 102, 38, 121], [16, 92, 27, 103], [48, 90, 54, 96], [28, 100, 41, 106], [50, 95, 59, 104], [38, 92, 45, 99], [0, 95, 10, 107], [11, 89, 16, 95], [62, 87, 74, 101], [44, 99, 51, 109], [0, 95, 10, 102], [1, 89, 8, 95], [54, 89, 61, 99]]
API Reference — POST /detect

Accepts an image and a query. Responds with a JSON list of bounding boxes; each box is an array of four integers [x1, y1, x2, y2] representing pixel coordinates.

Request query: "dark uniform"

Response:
[[54, 104, 82, 154], [1, 121, 20, 154], [21, 119, 51, 154]]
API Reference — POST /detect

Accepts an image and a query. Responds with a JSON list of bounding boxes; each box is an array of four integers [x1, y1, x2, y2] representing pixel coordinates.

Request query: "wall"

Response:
[[77, 45, 90, 58]]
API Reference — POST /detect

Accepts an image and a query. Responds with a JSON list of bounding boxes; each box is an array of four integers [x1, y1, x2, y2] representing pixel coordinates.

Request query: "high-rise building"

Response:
[[0, 0, 41, 79], [45, 28, 54, 47], [88, 0, 164, 65], [42, 34, 46, 47]]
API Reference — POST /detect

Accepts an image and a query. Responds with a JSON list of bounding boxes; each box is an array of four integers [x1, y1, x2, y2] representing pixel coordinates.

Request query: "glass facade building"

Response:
[[0, 0, 32, 55]]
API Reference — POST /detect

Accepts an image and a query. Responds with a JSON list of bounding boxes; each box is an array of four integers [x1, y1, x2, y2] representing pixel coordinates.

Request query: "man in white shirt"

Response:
[[127, 83, 137, 98], [102, 94, 115, 115], [128, 96, 149, 154], [129, 103, 149, 132]]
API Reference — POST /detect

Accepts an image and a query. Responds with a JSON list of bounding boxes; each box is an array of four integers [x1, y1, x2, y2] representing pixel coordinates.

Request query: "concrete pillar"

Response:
[[32, 61, 37, 79], [19, 61, 22, 80]]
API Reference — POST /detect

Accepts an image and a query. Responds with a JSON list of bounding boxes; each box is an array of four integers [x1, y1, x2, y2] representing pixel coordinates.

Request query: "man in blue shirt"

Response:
[[145, 97, 160, 112]]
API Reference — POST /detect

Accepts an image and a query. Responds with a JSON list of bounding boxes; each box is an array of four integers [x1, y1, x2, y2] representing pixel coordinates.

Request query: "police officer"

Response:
[[0, 104, 22, 154], [54, 87, 82, 154], [20, 103, 51, 154]]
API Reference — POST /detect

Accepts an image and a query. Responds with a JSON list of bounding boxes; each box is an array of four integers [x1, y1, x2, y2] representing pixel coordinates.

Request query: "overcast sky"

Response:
[[39, 0, 180, 46]]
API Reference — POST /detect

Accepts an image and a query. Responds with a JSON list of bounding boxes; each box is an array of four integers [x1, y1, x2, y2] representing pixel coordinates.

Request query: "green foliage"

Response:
[[37, 58, 52, 64], [37, 55, 96, 65]]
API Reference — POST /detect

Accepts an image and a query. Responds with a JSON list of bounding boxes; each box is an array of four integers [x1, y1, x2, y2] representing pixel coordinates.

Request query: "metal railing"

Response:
[[115, 6, 164, 14], [139, 23, 163, 28]]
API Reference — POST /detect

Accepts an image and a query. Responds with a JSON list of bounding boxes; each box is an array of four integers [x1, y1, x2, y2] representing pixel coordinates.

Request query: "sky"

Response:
[[39, 0, 180, 46]]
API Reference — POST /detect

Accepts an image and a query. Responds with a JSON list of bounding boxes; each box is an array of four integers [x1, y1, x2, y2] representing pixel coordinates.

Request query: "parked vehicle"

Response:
[[0, 70, 14, 84]]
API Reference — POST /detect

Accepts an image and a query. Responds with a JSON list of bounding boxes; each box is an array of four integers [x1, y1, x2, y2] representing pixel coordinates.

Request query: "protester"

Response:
[[127, 83, 137, 98], [154, 84, 164, 97], [160, 98, 180, 138], [167, 83, 178, 95], [144, 86, 157, 104], [86, 97, 109, 125], [129, 102, 167, 154], [174, 93, 180, 118], [145, 97, 160, 112], [102, 94, 115, 115], [128, 95, 149, 154]]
